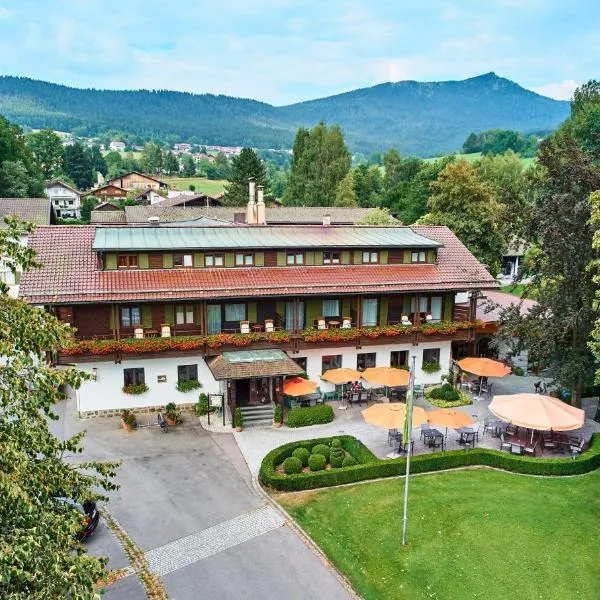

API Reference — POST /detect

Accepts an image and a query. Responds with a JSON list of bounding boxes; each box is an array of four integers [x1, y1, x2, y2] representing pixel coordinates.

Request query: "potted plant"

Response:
[[164, 402, 181, 426], [120, 409, 136, 431], [234, 407, 243, 432], [273, 404, 283, 428]]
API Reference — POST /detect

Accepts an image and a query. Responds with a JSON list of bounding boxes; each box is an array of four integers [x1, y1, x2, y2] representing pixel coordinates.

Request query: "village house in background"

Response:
[[106, 171, 168, 191], [109, 140, 126, 152], [20, 183, 497, 423], [0, 197, 54, 296], [44, 179, 82, 219]]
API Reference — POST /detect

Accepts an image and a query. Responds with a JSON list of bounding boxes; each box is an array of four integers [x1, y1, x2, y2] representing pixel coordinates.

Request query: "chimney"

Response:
[[148, 216, 160, 227], [247, 179, 257, 224], [322, 213, 331, 227], [256, 185, 266, 225]]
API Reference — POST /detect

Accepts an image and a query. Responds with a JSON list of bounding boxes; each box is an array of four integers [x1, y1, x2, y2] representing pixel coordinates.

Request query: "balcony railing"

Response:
[[61, 320, 476, 357]]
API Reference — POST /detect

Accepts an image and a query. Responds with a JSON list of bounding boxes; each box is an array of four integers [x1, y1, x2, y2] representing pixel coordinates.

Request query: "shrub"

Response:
[[287, 404, 334, 428], [426, 384, 471, 408], [330, 447, 345, 468], [234, 407, 243, 429], [122, 383, 149, 395], [331, 438, 342, 448], [512, 366, 525, 376], [308, 454, 327, 471], [120, 409, 136, 426], [342, 456, 358, 467], [176, 379, 202, 393], [422, 361, 441, 373], [292, 447, 310, 466], [259, 434, 600, 492], [282, 456, 303, 475], [274, 404, 283, 424], [193, 393, 210, 416], [311, 444, 330, 462], [164, 402, 181, 422]]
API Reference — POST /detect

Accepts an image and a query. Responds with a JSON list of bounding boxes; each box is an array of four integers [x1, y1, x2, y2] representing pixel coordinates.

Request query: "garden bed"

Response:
[[425, 383, 472, 407], [259, 433, 600, 491]]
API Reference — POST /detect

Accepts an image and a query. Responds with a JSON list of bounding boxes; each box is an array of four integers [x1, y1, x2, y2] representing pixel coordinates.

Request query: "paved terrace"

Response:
[[233, 375, 600, 475]]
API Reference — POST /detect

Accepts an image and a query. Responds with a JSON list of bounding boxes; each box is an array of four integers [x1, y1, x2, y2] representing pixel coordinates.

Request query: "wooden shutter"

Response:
[[138, 253, 149, 269], [304, 251, 315, 266], [194, 252, 204, 268], [305, 299, 321, 326], [378, 296, 389, 326], [341, 297, 351, 318], [403, 249, 412, 263], [196, 304, 203, 326], [105, 254, 117, 270], [224, 253, 235, 267], [276, 251, 286, 266], [163, 253, 173, 268], [254, 252, 264, 267], [164, 304, 175, 325], [444, 293, 454, 321], [341, 250, 350, 265], [247, 301, 257, 323], [314, 252, 324, 265], [141, 305, 152, 328], [354, 250, 362, 264], [379, 250, 388, 265], [427, 249, 437, 263]]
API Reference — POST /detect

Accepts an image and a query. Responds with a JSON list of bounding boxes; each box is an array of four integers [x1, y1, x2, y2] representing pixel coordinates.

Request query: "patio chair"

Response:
[[506, 423, 518, 437], [349, 392, 360, 407], [264, 319, 274, 333], [542, 432, 558, 452], [317, 317, 327, 330], [388, 428, 401, 446], [486, 383, 493, 399], [359, 391, 369, 405], [315, 388, 324, 405], [524, 440, 538, 457], [500, 433, 512, 452], [240, 320, 250, 334], [570, 438, 585, 458], [430, 435, 444, 452], [459, 431, 476, 448], [413, 384, 424, 400], [341, 317, 352, 329], [420, 423, 431, 440], [401, 313, 412, 326], [510, 443, 524, 455], [134, 326, 144, 339], [483, 418, 495, 437]]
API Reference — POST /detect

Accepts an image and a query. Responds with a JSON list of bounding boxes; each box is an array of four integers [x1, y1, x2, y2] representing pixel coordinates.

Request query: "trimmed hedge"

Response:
[[259, 433, 600, 492], [287, 404, 334, 428], [308, 454, 327, 471]]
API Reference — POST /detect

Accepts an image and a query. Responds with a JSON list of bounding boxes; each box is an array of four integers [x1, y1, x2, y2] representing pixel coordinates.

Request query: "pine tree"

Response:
[[180, 154, 196, 177], [223, 148, 269, 206], [85, 145, 107, 177], [162, 150, 180, 175], [63, 142, 93, 190]]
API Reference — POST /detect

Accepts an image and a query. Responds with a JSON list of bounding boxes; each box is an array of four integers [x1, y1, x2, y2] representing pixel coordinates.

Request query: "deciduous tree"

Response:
[[26, 129, 65, 179], [139, 143, 162, 175], [334, 171, 358, 207]]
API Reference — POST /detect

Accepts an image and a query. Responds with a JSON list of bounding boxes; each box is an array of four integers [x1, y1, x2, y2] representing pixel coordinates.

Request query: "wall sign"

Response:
[[157, 375, 167, 383]]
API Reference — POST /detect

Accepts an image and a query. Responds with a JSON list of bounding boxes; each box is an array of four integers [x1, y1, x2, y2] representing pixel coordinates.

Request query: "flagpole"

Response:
[[402, 354, 416, 547]]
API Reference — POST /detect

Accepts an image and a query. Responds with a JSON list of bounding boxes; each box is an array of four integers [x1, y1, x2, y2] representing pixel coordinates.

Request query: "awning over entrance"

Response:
[[207, 349, 304, 381]]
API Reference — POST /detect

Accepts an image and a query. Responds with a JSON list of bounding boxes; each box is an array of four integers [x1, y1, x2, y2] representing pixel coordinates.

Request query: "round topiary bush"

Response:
[[331, 438, 342, 448], [282, 456, 303, 475], [330, 453, 344, 468], [292, 447, 310, 466], [342, 456, 358, 467], [308, 453, 327, 471], [311, 444, 330, 462]]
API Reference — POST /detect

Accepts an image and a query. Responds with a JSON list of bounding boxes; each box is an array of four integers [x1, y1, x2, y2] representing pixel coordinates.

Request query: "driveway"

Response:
[[51, 394, 351, 599]]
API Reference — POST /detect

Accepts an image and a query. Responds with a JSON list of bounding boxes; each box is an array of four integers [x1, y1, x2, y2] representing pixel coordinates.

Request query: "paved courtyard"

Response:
[[233, 375, 600, 475], [51, 394, 352, 599]]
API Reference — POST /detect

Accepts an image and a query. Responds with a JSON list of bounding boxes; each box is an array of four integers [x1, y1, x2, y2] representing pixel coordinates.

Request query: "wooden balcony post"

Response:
[[357, 295, 363, 328]]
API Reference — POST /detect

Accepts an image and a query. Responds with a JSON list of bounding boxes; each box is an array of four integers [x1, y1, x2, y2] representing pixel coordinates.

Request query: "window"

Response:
[[285, 301, 305, 331], [207, 304, 222, 333], [357, 352, 376, 370], [121, 306, 141, 327], [423, 348, 440, 366], [323, 251, 340, 265], [322, 354, 342, 372], [205, 254, 224, 267], [411, 250, 426, 263], [293, 357, 307, 372], [235, 253, 254, 266], [177, 364, 198, 382], [411, 296, 429, 316], [390, 350, 408, 368], [175, 304, 194, 325], [286, 252, 304, 265], [174, 254, 193, 267], [362, 251, 379, 264], [124, 368, 145, 386], [225, 303, 246, 322], [322, 299, 340, 317], [361, 298, 378, 327], [118, 255, 138, 268], [430, 296, 442, 321]]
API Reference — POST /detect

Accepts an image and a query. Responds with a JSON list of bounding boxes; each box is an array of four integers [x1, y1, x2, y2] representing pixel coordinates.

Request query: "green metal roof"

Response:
[[222, 349, 289, 363], [92, 226, 443, 251]]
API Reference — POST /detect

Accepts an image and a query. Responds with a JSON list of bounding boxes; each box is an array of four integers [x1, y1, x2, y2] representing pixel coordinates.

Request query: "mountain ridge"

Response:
[[0, 73, 570, 156]]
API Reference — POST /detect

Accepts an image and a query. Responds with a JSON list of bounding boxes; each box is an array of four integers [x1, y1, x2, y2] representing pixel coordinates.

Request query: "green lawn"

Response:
[[279, 469, 600, 600], [500, 283, 527, 297], [161, 176, 226, 194]]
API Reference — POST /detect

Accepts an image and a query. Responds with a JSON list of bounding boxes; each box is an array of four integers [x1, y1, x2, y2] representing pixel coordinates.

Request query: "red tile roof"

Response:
[[19, 225, 498, 304]]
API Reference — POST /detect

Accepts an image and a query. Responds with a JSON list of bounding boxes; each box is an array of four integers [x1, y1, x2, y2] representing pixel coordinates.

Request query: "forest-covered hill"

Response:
[[0, 73, 570, 155]]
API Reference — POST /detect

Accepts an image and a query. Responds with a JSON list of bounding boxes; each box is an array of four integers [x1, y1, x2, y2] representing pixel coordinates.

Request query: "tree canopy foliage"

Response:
[[0, 218, 118, 598], [224, 148, 269, 206], [462, 128, 540, 157], [26, 129, 64, 179]]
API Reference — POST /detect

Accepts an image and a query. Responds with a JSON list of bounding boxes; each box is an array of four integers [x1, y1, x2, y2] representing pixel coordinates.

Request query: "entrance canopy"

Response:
[[207, 349, 304, 381]]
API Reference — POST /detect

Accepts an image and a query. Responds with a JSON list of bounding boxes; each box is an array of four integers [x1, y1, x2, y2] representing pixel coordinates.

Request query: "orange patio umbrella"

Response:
[[427, 408, 475, 429], [321, 368, 362, 384], [361, 367, 410, 388], [457, 357, 511, 378], [489, 393, 585, 433], [362, 402, 429, 429], [283, 377, 317, 397]]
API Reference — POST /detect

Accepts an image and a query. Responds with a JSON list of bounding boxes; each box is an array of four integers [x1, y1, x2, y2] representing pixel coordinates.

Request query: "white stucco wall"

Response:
[[75, 354, 221, 413]]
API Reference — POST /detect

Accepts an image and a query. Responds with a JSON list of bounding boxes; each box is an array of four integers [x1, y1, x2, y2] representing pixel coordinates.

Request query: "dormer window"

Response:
[[174, 253, 193, 267], [287, 252, 304, 265], [362, 251, 379, 264], [235, 253, 254, 266], [411, 250, 426, 263], [118, 255, 138, 268], [323, 251, 340, 265], [205, 254, 224, 267]]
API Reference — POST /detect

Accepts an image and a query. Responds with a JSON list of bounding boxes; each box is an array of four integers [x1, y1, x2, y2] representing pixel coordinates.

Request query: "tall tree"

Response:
[[180, 154, 196, 178], [63, 142, 93, 190], [353, 164, 383, 207], [382, 148, 402, 193], [139, 143, 162, 175], [418, 160, 504, 273], [0, 116, 44, 197], [85, 145, 107, 177], [0, 218, 118, 598], [162, 150, 180, 175], [571, 79, 600, 162], [334, 171, 358, 207], [26, 129, 65, 179], [284, 123, 351, 206], [224, 148, 269, 206], [104, 150, 124, 179]]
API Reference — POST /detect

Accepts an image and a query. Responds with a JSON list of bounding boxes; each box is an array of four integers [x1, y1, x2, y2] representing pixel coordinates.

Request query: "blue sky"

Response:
[[0, 0, 596, 104]]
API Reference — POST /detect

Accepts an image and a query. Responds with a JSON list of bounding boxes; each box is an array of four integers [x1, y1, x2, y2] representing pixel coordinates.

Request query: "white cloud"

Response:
[[532, 79, 578, 100]]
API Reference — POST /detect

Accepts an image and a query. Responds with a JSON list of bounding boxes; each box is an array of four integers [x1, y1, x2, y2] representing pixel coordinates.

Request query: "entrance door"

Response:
[[235, 379, 250, 405]]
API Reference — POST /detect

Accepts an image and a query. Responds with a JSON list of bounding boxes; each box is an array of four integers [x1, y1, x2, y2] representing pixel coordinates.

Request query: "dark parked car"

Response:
[[55, 498, 100, 540]]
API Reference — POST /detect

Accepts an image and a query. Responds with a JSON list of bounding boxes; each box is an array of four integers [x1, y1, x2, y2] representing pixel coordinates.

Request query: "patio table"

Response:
[[297, 397, 311, 408]]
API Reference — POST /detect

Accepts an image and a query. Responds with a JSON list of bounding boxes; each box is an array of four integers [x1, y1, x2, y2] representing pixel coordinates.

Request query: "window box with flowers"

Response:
[[422, 362, 441, 374], [122, 383, 149, 395]]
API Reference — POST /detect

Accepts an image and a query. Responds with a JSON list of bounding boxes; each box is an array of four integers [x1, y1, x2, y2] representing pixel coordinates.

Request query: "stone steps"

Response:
[[238, 404, 274, 427]]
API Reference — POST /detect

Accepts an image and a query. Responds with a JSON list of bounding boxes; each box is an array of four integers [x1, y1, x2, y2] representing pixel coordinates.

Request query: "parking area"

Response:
[[51, 394, 351, 599]]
